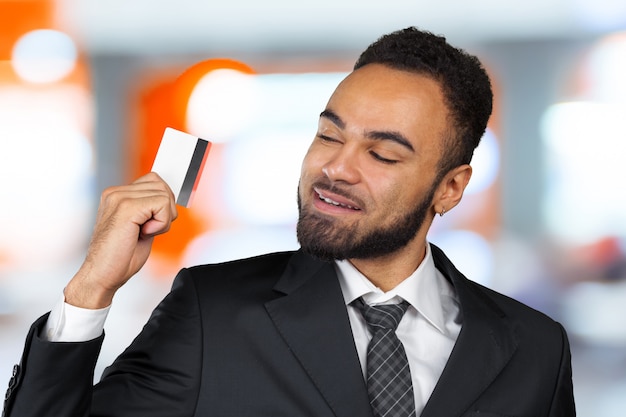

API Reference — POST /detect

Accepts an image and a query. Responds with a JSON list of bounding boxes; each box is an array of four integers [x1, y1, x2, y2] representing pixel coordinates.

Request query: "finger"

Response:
[[138, 197, 177, 237], [101, 180, 174, 210], [132, 171, 165, 184], [133, 172, 177, 215]]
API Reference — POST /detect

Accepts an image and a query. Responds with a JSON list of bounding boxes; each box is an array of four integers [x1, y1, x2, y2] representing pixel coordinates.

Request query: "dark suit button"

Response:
[[4, 387, 11, 400], [7, 365, 19, 389]]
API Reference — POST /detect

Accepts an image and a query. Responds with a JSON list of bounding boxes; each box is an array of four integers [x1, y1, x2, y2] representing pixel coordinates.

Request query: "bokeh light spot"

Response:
[[11, 29, 78, 84], [186, 69, 258, 143]]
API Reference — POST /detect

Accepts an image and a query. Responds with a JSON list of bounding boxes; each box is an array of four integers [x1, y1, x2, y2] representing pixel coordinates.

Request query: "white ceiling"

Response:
[[56, 0, 626, 54]]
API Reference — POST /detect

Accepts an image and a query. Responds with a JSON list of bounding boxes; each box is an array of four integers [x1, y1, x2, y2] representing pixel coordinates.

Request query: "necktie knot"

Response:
[[354, 298, 410, 332]]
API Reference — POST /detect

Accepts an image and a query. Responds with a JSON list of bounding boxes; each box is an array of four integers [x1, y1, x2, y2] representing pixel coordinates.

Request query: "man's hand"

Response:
[[64, 173, 178, 309]]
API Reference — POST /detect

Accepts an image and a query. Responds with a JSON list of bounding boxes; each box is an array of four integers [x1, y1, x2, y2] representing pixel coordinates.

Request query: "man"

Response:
[[3, 27, 575, 417]]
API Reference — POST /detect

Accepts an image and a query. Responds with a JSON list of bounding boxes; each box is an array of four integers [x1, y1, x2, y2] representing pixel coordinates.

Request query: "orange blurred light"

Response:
[[0, 0, 54, 60]]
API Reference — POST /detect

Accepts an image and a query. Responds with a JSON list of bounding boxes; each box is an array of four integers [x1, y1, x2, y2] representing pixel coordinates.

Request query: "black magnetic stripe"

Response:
[[177, 138, 209, 206]]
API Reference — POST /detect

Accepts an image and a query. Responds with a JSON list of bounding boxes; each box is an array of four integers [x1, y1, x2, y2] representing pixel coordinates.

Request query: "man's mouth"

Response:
[[315, 188, 362, 211]]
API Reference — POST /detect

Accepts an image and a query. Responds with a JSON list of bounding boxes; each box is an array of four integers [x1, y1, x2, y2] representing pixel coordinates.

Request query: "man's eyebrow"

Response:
[[365, 130, 415, 153], [319, 109, 345, 129]]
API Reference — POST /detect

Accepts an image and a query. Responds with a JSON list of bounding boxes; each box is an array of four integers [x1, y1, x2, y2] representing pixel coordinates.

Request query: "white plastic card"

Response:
[[151, 127, 211, 207]]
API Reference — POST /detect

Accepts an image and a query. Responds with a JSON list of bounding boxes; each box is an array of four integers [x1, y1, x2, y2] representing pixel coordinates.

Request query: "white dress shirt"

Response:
[[45, 296, 110, 342], [335, 243, 462, 416], [45, 243, 462, 415]]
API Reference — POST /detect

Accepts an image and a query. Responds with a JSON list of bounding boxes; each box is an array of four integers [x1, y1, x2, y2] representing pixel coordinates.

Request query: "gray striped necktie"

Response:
[[355, 297, 416, 417]]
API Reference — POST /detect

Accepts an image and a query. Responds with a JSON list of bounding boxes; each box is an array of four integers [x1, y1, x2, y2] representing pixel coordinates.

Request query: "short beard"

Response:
[[296, 182, 437, 262]]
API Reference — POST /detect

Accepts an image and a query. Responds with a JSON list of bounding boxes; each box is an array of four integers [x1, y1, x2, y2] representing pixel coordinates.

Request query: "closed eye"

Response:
[[317, 133, 341, 144], [370, 151, 398, 164]]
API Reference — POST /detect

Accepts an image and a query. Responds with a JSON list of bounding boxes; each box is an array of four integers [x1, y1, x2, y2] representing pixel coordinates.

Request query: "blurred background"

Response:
[[1, 0, 626, 415]]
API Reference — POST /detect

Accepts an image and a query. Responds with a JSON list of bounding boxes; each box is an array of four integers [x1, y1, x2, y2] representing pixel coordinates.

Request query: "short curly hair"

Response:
[[354, 27, 493, 177]]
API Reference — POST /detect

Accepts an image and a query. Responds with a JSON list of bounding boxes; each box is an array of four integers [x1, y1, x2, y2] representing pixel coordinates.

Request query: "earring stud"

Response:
[[439, 208, 446, 217]]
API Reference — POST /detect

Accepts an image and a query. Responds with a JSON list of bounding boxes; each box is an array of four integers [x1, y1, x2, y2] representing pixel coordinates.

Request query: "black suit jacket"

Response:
[[3, 244, 575, 416]]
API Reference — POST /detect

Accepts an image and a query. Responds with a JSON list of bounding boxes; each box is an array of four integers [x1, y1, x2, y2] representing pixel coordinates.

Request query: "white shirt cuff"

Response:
[[44, 294, 110, 342]]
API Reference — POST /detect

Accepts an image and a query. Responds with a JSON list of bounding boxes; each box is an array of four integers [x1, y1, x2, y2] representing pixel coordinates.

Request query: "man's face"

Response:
[[297, 63, 450, 261]]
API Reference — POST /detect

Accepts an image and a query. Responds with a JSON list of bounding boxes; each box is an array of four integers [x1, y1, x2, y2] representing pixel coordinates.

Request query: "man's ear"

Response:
[[433, 164, 472, 216]]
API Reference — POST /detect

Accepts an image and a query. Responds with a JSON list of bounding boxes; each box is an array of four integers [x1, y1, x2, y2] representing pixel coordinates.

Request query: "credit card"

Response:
[[151, 127, 211, 207]]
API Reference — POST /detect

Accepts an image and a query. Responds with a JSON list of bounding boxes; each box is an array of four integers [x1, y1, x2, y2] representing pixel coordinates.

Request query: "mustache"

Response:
[[310, 178, 366, 208]]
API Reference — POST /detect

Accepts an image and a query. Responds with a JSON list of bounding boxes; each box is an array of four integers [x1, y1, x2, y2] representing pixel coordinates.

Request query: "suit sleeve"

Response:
[[3, 269, 203, 417], [2, 314, 104, 417], [547, 323, 576, 417]]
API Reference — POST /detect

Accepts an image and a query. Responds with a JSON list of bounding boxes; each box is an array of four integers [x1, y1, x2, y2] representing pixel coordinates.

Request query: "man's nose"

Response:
[[321, 147, 360, 184]]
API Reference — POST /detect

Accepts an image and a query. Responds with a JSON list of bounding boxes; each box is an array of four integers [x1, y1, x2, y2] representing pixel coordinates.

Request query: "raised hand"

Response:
[[64, 173, 178, 309]]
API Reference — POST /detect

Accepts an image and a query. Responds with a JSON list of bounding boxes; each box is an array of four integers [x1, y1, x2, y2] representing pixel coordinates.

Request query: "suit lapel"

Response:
[[421, 244, 519, 417], [265, 251, 373, 417]]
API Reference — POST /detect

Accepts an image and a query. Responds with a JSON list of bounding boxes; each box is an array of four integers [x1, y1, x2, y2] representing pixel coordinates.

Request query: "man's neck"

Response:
[[348, 240, 428, 292]]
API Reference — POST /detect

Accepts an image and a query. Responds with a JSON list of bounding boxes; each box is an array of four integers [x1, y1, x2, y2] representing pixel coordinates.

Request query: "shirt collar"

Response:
[[335, 242, 453, 334]]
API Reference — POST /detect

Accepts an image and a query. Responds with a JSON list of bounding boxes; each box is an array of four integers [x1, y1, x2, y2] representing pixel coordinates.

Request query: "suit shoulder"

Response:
[[466, 279, 566, 334], [432, 243, 563, 331], [177, 251, 297, 291], [186, 251, 296, 274]]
